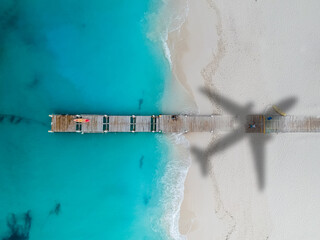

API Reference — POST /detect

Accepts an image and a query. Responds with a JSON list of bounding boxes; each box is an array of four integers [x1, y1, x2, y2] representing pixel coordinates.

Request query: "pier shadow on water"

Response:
[[191, 87, 297, 190]]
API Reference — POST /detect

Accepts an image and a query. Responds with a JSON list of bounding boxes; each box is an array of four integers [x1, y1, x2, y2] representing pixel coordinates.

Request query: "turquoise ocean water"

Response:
[[0, 0, 177, 239]]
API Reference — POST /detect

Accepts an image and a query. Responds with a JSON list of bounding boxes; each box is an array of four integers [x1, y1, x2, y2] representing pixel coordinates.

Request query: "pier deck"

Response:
[[81, 115, 104, 133], [49, 114, 320, 134], [108, 116, 131, 132], [158, 115, 236, 132], [265, 115, 320, 133]]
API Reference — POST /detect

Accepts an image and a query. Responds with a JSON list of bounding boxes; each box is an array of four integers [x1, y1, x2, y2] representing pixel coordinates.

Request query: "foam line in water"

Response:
[[147, 0, 190, 68], [156, 133, 191, 240]]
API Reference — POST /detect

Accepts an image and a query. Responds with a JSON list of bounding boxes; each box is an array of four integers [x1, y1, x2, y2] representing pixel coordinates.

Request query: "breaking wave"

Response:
[[154, 133, 192, 240], [146, 1, 192, 239], [147, 0, 190, 67]]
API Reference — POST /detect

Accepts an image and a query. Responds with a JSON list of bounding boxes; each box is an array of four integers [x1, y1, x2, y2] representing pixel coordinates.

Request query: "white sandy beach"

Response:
[[165, 0, 320, 239]]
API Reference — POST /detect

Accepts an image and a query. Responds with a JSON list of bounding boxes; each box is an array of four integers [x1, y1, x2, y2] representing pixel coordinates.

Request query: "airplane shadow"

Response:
[[190, 87, 297, 191]]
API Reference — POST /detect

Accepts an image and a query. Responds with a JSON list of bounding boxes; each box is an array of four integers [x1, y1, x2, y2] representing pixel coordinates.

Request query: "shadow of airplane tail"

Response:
[[249, 134, 272, 190], [190, 146, 210, 176]]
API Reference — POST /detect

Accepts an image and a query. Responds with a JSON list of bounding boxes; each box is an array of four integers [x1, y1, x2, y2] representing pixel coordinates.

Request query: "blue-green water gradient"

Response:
[[0, 0, 172, 239]]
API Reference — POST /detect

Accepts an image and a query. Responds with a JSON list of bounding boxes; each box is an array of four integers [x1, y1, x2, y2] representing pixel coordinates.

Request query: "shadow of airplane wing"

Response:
[[206, 128, 246, 157], [190, 146, 210, 175], [191, 129, 246, 176], [200, 88, 246, 115], [265, 97, 297, 115], [249, 135, 272, 190], [274, 97, 297, 113]]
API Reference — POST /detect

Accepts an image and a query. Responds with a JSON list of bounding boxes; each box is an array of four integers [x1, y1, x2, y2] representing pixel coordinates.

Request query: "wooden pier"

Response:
[[49, 114, 320, 134]]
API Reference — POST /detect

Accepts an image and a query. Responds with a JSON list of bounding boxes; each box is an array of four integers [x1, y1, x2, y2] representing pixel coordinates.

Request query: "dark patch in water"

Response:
[[49, 203, 61, 216], [14, 117, 22, 124], [0, 1, 37, 47], [139, 156, 144, 169], [143, 195, 151, 205], [10, 116, 15, 123], [2, 210, 32, 240], [0, 4, 19, 31], [0, 114, 46, 126], [27, 76, 40, 89], [138, 98, 143, 110]]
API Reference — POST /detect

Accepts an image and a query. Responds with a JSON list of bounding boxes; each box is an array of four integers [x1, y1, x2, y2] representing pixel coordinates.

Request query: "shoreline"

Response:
[[164, 0, 320, 239]]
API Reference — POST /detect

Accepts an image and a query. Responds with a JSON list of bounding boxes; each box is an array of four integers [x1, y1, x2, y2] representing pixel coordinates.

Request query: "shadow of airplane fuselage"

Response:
[[191, 88, 297, 190]]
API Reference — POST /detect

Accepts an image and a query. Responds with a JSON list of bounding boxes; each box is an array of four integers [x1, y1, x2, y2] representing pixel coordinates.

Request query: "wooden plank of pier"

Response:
[[159, 115, 186, 132], [51, 115, 76, 132], [135, 116, 152, 132], [108, 116, 131, 132], [245, 115, 265, 133], [81, 115, 104, 133], [265, 115, 320, 133], [158, 115, 236, 133], [50, 114, 320, 134]]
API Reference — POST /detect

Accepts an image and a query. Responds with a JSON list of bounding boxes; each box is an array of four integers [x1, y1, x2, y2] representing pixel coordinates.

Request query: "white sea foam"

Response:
[[153, 133, 191, 240], [146, 1, 193, 239], [147, 0, 190, 68]]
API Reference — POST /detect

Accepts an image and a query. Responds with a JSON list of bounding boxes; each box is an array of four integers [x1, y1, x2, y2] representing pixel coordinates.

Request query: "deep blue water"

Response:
[[0, 0, 172, 239]]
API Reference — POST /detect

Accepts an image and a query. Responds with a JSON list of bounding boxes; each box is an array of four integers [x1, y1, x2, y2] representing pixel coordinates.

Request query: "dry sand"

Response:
[[166, 0, 320, 239]]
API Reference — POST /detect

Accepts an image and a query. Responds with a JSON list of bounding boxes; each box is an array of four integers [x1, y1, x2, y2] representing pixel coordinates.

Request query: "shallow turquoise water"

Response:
[[0, 1, 172, 239]]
